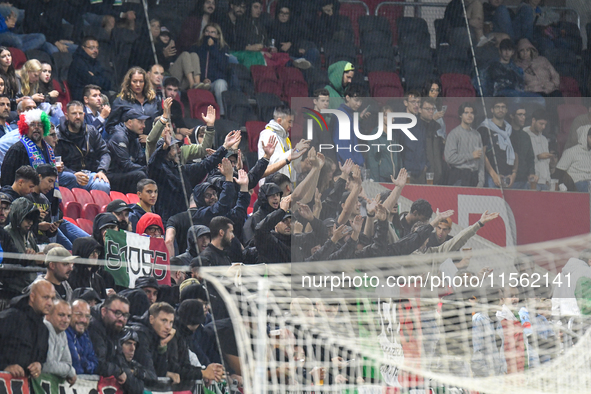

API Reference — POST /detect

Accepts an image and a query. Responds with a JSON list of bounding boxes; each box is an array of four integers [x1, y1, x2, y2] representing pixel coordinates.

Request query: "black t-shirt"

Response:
[[54, 283, 68, 300], [166, 208, 199, 255], [478, 123, 514, 177]]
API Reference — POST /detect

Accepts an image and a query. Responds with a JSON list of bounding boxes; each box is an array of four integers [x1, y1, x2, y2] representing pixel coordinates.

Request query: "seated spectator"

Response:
[[42, 299, 77, 385], [147, 64, 165, 100], [523, 110, 552, 190], [556, 126, 591, 192], [174, 299, 211, 366], [0, 6, 48, 53], [191, 23, 230, 114], [1, 108, 55, 186], [0, 98, 36, 165], [55, 101, 111, 192], [117, 328, 153, 394], [68, 37, 112, 101], [28, 165, 59, 244], [514, 38, 561, 97], [478, 98, 517, 188], [564, 100, 591, 151], [36, 62, 64, 125], [22, 0, 80, 54], [167, 46, 204, 92], [136, 213, 165, 238], [444, 0, 486, 45], [0, 94, 11, 138], [134, 276, 160, 306], [1, 165, 38, 201], [83, 85, 111, 134], [325, 61, 354, 109], [197, 216, 234, 267], [44, 247, 76, 301], [69, 237, 107, 299], [0, 278, 53, 378], [66, 299, 98, 375], [0, 47, 20, 108], [218, 0, 246, 51], [18, 60, 44, 106], [105, 108, 149, 193], [171, 225, 210, 267], [234, 0, 270, 62], [5, 197, 40, 256], [512, 0, 542, 43], [484, 0, 515, 38], [71, 288, 102, 307], [87, 294, 131, 381], [481, 39, 529, 98], [151, 19, 177, 69], [129, 179, 158, 231], [269, 4, 316, 68], [178, 0, 218, 52], [0, 191, 11, 226]]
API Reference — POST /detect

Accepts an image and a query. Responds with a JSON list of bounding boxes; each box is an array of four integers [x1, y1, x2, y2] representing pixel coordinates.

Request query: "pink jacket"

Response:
[[514, 39, 560, 94]]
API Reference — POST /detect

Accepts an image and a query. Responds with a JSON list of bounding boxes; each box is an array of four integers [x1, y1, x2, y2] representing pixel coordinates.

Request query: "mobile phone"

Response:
[[441, 105, 448, 114], [53, 219, 64, 226]]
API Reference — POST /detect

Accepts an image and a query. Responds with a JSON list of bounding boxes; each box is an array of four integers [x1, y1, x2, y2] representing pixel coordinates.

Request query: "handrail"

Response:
[[267, 0, 370, 16]]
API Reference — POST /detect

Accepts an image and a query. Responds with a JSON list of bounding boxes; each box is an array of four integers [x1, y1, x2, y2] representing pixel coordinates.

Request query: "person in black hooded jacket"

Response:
[[116, 328, 155, 394], [170, 225, 211, 267], [68, 237, 107, 299], [91, 212, 119, 290], [242, 182, 282, 244]]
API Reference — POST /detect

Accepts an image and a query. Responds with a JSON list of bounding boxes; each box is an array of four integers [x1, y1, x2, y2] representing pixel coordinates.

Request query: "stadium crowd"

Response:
[[0, 0, 589, 391]]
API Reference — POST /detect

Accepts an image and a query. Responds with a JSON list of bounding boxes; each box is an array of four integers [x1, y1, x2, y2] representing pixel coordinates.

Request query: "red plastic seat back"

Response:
[[90, 190, 112, 206], [246, 121, 268, 153], [76, 218, 94, 234], [126, 193, 140, 205], [187, 89, 220, 120], [72, 188, 94, 205], [110, 191, 129, 204], [8, 47, 26, 69], [441, 73, 476, 97]]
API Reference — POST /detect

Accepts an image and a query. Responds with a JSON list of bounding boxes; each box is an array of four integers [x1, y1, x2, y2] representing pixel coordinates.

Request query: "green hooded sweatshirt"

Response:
[[325, 61, 353, 109]]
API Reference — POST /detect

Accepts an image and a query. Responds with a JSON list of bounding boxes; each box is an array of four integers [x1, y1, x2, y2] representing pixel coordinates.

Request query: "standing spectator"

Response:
[[422, 79, 447, 142], [83, 85, 111, 134], [55, 101, 111, 192], [162, 78, 193, 139], [324, 61, 354, 109], [68, 37, 112, 101], [510, 109, 538, 189], [307, 89, 335, 161], [0, 279, 53, 378], [136, 213, 165, 238], [66, 299, 98, 375], [564, 100, 591, 151], [44, 247, 76, 302], [178, 0, 218, 52], [241, 182, 282, 244], [329, 85, 365, 166], [219, 0, 246, 50], [514, 39, 560, 97], [105, 109, 149, 193], [426, 218, 453, 248], [171, 225, 210, 267], [523, 110, 552, 190], [0, 191, 11, 226], [129, 179, 158, 231], [556, 126, 591, 192], [401, 91, 424, 183], [68, 237, 107, 299], [478, 98, 517, 188], [191, 23, 230, 114], [397, 199, 433, 238], [421, 98, 444, 184], [197, 216, 234, 267], [42, 299, 77, 385], [509, 105, 527, 134]]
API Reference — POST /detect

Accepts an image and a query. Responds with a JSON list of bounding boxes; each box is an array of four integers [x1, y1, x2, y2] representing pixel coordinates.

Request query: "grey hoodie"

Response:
[[42, 320, 76, 379]]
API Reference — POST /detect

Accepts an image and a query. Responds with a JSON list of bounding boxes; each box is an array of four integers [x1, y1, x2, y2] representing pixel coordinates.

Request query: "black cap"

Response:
[[0, 192, 12, 204], [135, 276, 159, 290], [120, 327, 140, 346], [95, 212, 119, 231], [282, 210, 292, 221], [177, 299, 206, 326], [106, 199, 131, 213], [180, 283, 208, 303], [123, 108, 150, 122], [323, 218, 336, 228], [72, 287, 102, 304]]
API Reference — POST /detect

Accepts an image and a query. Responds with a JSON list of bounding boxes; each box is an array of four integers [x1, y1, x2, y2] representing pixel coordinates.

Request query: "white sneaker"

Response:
[[293, 58, 312, 69]]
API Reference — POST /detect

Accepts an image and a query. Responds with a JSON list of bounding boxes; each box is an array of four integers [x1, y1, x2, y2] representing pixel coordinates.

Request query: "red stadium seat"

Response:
[[246, 121, 267, 153], [82, 203, 100, 220], [368, 71, 403, 98], [440, 73, 476, 97], [187, 89, 220, 120], [76, 218, 94, 234], [59, 187, 82, 219], [110, 191, 129, 204], [339, 0, 370, 47], [8, 47, 26, 69], [251, 66, 282, 97], [557, 103, 587, 154], [375, 2, 404, 46], [63, 217, 79, 226], [90, 190, 112, 208], [72, 188, 101, 221], [72, 188, 94, 205], [126, 193, 140, 205], [559, 76, 581, 98], [52, 80, 71, 109], [60, 187, 76, 204], [277, 67, 308, 105]]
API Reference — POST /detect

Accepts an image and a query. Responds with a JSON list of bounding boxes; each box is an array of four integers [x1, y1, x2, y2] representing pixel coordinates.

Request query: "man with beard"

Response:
[[88, 294, 131, 383], [43, 247, 76, 302], [178, 0, 217, 52], [55, 101, 111, 192], [106, 199, 132, 232], [0, 191, 12, 226], [129, 179, 158, 231], [83, 85, 110, 134], [0, 95, 12, 138], [219, 0, 246, 50], [1, 108, 55, 186], [42, 299, 77, 385], [66, 299, 98, 375], [197, 216, 234, 267], [171, 225, 210, 267]]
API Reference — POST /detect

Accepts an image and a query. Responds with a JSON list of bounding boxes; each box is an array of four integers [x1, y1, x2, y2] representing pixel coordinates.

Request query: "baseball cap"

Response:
[[45, 246, 78, 264], [106, 199, 131, 213], [135, 276, 159, 290], [0, 192, 12, 204], [344, 62, 355, 72], [282, 210, 292, 221], [123, 108, 150, 122]]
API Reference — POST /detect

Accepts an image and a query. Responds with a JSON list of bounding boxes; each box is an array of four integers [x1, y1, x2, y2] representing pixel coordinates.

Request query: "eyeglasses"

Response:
[[107, 308, 130, 319], [145, 226, 163, 235], [30, 122, 43, 129], [422, 106, 435, 112]]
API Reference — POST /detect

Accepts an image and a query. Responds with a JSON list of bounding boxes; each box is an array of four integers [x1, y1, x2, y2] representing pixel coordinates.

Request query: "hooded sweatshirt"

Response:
[[135, 213, 165, 236], [68, 237, 107, 299], [242, 182, 282, 244], [172, 225, 210, 267], [514, 39, 560, 94], [325, 61, 351, 109], [5, 197, 40, 255], [556, 126, 591, 183], [257, 119, 294, 182]]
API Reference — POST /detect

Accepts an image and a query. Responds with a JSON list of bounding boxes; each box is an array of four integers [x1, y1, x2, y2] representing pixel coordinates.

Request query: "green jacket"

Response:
[[325, 61, 352, 109], [146, 118, 215, 164]]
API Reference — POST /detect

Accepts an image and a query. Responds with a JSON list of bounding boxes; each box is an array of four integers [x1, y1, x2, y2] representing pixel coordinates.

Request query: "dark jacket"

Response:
[[511, 128, 536, 182], [23, 0, 80, 46], [235, 16, 268, 50], [129, 312, 167, 382], [105, 96, 161, 137], [68, 237, 108, 299], [106, 123, 147, 174], [56, 118, 111, 174], [198, 243, 232, 267], [402, 117, 430, 177], [5, 197, 40, 256], [68, 46, 112, 101], [0, 226, 25, 299], [147, 143, 227, 223], [206, 157, 269, 194], [0, 294, 49, 372], [0, 138, 52, 186], [66, 326, 98, 375], [192, 38, 229, 83], [116, 354, 147, 394], [192, 181, 236, 226], [242, 182, 282, 244], [87, 304, 126, 378], [129, 203, 149, 232], [171, 225, 209, 267]]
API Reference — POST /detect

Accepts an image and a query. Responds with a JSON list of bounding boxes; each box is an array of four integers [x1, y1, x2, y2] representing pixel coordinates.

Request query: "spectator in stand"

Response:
[[36, 62, 64, 125], [511, 0, 543, 43], [0, 191, 10, 226], [44, 247, 76, 302], [162, 78, 193, 139], [1, 165, 38, 201], [0, 98, 36, 168], [88, 294, 131, 382], [242, 182, 282, 244], [197, 216, 234, 267], [22, 0, 80, 54], [509, 105, 526, 134], [42, 299, 77, 385], [0, 47, 19, 108], [148, 127, 240, 223], [105, 108, 149, 193], [483, 0, 515, 38], [83, 85, 111, 134], [18, 60, 44, 105], [325, 61, 354, 109], [517, 109, 549, 190], [556, 126, 591, 192], [0, 6, 48, 53], [444, 0, 486, 46], [307, 89, 334, 160], [68, 37, 112, 102], [117, 328, 154, 394], [66, 299, 98, 375], [233, 0, 272, 63], [0, 278, 53, 378], [330, 85, 366, 167], [174, 299, 212, 370], [564, 100, 591, 151], [136, 213, 165, 238], [5, 197, 40, 257], [171, 225, 210, 267], [219, 0, 246, 50], [147, 64, 165, 100], [106, 199, 132, 232], [27, 165, 58, 244], [481, 39, 532, 98], [55, 101, 111, 192], [421, 97, 444, 184], [426, 217, 453, 248], [0, 94, 11, 138], [69, 237, 107, 299], [179, 0, 218, 51], [134, 276, 160, 305], [400, 91, 425, 183], [105, 67, 161, 136], [191, 23, 230, 114], [478, 98, 517, 188], [514, 39, 561, 97], [129, 179, 158, 231], [269, 3, 317, 69], [258, 106, 308, 185], [152, 19, 176, 69], [91, 213, 118, 259], [397, 199, 433, 238], [422, 79, 447, 141]]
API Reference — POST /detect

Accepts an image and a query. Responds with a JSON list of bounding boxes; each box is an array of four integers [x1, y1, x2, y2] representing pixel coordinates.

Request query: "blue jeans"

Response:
[[45, 42, 78, 55], [211, 79, 228, 115], [492, 5, 515, 39], [57, 220, 90, 250], [575, 181, 591, 193], [512, 4, 535, 42], [510, 180, 529, 190], [0, 32, 49, 52], [59, 171, 111, 192]]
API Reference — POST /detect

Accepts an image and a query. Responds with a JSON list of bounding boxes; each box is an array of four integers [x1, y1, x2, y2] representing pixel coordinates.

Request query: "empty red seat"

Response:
[[63, 217, 79, 226], [83, 203, 100, 220], [76, 218, 94, 234], [251, 65, 282, 97], [8, 47, 26, 69], [59, 187, 82, 219], [368, 71, 403, 98], [277, 67, 308, 105], [110, 191, 129, 204], [440, 73, 476, 97], [246, 121, 267, 153], [90, 189, 112, 208], [339, 0, 370, 47], [187, 89, 220, 120], [72, 188, 101, 221], [52, 80, 71, 109], [72, 188, 93, 205], [126, 193, 140, 205]]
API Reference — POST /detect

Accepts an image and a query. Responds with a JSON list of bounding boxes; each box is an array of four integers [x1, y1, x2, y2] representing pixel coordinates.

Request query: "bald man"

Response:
[[0, 279, 55, 378]]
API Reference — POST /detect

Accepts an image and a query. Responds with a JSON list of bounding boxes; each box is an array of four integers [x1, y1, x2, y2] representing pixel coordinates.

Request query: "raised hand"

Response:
[[233, 169, 249, 190], [480, 210, 499, 224], [339, 159, 354, 179], [236, 149, 243, 170], [316, 152, 325, 168], [365, 195, 380, 216], [375, 203, 389, 222], [163, 97, 173, 118], [306, 147, 318, 167], [350, 215, 364, 234], [220, 157, 234, 180], [297, 202, 314, 221], [331, 224, 349, 243], [223, 130, 241, 149], [430, 209, 454, 227], [391, 168, 408, 187], [201, 105, 216, 127], [262, 135, 278, 159], [280, 195, 291, 211], [292, 139, 310, 161], [350, 165, 362, 185], [314, 188, 322, 208]]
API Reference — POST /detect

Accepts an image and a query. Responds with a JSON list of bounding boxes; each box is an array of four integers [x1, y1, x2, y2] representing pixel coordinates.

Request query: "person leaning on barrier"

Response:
[[42, 299, 77, 386], [117, 328, 156, 394], [66, 299, 98, 375]]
